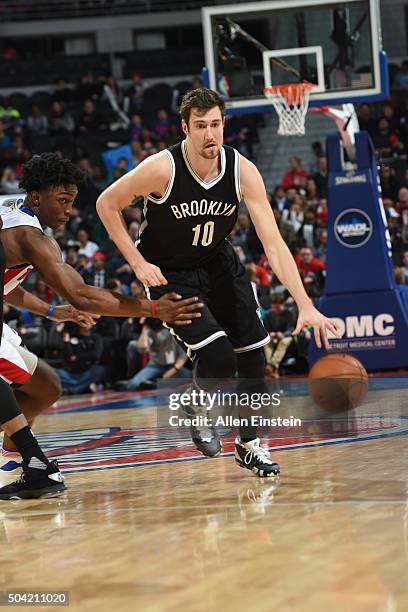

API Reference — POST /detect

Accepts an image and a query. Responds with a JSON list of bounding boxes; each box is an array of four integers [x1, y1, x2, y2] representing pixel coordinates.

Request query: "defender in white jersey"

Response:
[[0, 153, 202, 500]]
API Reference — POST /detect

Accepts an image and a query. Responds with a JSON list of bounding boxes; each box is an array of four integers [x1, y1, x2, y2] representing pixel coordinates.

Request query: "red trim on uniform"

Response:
[[0, 358, 31, 385], [3, 265, 33, 297], [151, 300, 157, 317]]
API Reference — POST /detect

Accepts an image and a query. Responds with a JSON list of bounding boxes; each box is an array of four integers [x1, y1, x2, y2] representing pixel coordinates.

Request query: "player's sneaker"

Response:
[[0, 450, 23, 486], [235, 437, 280, 477], [183, 386, 222, 458], [189, 421, 222, 458], [0, 459, 66, 500]]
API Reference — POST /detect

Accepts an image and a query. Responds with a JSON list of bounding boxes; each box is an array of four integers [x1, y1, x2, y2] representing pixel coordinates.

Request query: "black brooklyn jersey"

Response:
[[137, 141, 241, 270]]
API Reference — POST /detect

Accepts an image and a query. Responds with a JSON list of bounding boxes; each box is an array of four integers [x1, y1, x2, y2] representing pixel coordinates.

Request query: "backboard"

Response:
[[202, 0, 389, 112]]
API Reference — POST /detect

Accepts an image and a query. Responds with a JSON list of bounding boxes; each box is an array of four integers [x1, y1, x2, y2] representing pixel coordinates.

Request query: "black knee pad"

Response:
[[196, 336, 237, 380], [237, 348, 266, 379], [0, 380, 21, 424]]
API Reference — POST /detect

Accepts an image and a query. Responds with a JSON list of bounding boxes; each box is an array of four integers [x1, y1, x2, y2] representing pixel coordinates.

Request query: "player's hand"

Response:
[[134, 261, 167, 287], [292, 303, 341, 350], [50, 305, 100, 329], [156, 293, 203, 326]]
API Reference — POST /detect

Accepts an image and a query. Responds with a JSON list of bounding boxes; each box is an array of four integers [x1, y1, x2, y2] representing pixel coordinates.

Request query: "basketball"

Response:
[[308, 353, 368, 412]]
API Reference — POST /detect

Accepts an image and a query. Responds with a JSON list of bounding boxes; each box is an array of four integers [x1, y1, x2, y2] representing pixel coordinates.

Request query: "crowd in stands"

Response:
[[1, 70, 408, 390]]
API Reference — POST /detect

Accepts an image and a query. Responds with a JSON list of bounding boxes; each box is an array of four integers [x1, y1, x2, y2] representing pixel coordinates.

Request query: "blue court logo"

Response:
[[334, 209, 373, 248]]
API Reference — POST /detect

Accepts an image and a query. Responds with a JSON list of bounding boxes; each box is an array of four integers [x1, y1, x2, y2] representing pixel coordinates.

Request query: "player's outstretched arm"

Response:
[[6, 285, 98, 329], [239, 155, 340, 349], [96, 152, 170, 287], [20, 229, 202, 325]]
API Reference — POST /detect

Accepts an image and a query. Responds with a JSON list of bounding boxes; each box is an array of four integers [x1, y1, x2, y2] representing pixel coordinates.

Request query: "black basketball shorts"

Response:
[[147, 242, 269, 358]]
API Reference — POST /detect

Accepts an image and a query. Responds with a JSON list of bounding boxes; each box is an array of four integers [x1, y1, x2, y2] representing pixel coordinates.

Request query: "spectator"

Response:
[[273, 209, 297, 253], [315, 229, 329, 263], [76, 253, 91, 277], [373, 118, 397, 158], [232, 245, 247, 265], [263, 296, 293, 378], [130, 140, 146, 168], [234, 211, 251, 244], [64, 245, 79, 268], [357, 103, 377, 136], [106, 249, 135, 292], [381, 103, 400, 133], [32, 277, 54, 304], [312, 156, 328, 198], [152, 109, 171, 139], [77, 72, 102, 102], [305, 179, 320, 208], [124, 72, 144, 114], [396, 188, 408, 228], [295, 247, 325, 277], [49, 101, 75, 135], [49, 101, 75, 155], [282, 200, 304, 233], [140, 128, 157, 155], [316, 198, 329, 227], [128, 220, 140, 243], [271, 186, 289, 212], [380, 165, 400, 200], [394, 60, 408, 91], [0, 167, 21, 194], [111, 157, 130, 182], [400, 251, 408, 283], [53, 78, 74, 104], [126, 320, 191, 391], [0, 119, 12, 151], [383, 197, 400, 219], [245, 261, 270, 287], [27, 105, 49, 138], [55, 322, 106, 395], [77, 99, 106, 133], [83, 251, 107, 288], [129, 114, 144, 142], [281, 156, 310, 189], [166, 124, 182, 147], [309, 141, 324, 174], [298, 210, 317, 249], [118, 281, 146, 380], [76, 228, 100, 260]]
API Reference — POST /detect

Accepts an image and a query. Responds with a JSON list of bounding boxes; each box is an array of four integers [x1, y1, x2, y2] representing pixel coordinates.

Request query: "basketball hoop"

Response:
[[264, 82, 316, 136]]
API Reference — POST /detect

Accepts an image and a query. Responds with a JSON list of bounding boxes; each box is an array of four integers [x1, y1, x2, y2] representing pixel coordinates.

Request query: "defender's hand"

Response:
[[134, 260, 167, 287], [156, 293, 203, 326], [292, 303, 341, 350], [50, 305, 99, 329]]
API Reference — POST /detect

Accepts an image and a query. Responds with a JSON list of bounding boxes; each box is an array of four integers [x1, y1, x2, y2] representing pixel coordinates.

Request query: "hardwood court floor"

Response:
[[0, 379, 407, 612]]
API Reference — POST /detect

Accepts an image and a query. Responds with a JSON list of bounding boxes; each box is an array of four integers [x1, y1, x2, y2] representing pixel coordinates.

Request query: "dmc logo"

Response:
[[327, 314, 395, 339], [334, 208, 373, 248]]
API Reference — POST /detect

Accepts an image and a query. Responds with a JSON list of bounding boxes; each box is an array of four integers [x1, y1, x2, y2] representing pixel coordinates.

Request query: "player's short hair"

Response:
[[19, 152, 85, 193], [180, 87, 225, 126]]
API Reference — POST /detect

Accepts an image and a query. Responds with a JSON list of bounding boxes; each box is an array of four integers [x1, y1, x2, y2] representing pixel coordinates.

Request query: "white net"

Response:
[[264, 83, 315, 136]]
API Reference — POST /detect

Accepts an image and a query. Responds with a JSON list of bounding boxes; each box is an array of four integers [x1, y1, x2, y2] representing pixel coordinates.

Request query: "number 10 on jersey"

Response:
[[191, 222, 215, 247]]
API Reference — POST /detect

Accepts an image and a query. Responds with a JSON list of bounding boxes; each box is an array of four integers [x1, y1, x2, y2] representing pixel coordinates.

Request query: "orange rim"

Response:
[[264, 81, 316, 104]]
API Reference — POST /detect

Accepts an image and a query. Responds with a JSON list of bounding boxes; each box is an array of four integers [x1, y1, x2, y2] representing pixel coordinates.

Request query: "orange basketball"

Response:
[[308, 353, 368, 412]]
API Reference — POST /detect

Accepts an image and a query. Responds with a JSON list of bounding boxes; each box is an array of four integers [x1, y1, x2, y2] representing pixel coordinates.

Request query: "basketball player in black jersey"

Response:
[[97, 88, 340, 477]]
